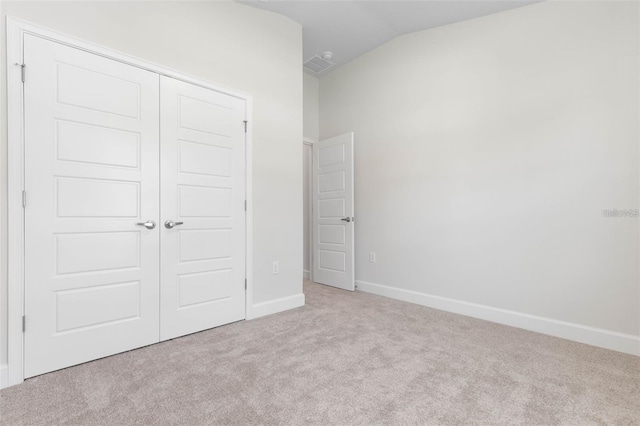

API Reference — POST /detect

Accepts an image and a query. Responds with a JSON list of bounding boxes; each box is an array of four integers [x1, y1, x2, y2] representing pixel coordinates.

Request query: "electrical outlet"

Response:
[[369, 252, 376, 263], [272, 261, 280, 274]]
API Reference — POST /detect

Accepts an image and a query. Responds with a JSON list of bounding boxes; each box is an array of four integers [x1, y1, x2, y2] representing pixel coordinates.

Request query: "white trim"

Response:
[[302, 139, 314, 282], [245, 100, 255, 320], [250, 293, 306, 319], [6, 16, 26, 389], [0, 364, 8, 388], [356, 280, 640, 356], [5, 16, 255, 388], [637, 1, 640, 362]]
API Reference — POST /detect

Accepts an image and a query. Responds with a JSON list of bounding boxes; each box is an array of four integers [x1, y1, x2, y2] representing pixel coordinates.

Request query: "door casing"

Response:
[[303, 138, 314, 282], [5, 16, 255, 388]]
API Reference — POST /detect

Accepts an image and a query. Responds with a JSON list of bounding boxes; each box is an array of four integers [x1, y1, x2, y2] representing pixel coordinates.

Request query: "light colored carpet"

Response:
[[1, 281, 639, 425]]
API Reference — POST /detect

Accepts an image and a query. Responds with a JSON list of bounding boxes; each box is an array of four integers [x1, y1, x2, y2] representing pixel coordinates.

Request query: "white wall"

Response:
[[303, 73, 320, 142], [320, 1, 640, 352], [0, 1, 303, 374]]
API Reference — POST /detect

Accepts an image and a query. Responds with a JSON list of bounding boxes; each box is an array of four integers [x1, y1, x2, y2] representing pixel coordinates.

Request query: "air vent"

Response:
[[303, 55, 335, 74]]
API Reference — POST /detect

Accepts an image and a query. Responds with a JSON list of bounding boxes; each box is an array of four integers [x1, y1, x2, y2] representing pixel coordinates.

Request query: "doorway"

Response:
[[303, 133, 355, 291]]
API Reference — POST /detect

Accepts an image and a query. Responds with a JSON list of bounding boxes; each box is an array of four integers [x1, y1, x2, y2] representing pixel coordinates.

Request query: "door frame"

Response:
[[303, 138, 315, 282], [5, 16, 254, 388]]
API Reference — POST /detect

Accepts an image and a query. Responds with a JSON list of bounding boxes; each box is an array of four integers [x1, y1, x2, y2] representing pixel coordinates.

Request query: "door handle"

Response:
[[136, 220, 156, 230], [341, 217, 352, 222], [164, 220, 184, 229]]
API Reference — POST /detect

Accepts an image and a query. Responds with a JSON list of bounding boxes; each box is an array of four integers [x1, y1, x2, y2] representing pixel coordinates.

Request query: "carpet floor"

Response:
[[1, 281, 639, 425]]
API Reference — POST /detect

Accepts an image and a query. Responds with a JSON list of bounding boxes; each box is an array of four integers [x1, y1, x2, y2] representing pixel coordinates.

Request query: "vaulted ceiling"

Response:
[[240, 0, 542, 75]]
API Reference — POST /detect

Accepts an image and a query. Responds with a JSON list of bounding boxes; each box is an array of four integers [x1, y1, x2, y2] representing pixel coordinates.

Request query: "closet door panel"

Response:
[[23, 34, 161, 378], [160, 77, 246, 340]]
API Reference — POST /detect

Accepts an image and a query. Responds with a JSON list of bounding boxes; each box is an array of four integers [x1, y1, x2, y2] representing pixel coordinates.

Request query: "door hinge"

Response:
[[244, 200, 247, 212], [243, 120, 248, 133], [22, 316, 26, 332], [244, 278, 247, 289], [22, 190, 26, 208]]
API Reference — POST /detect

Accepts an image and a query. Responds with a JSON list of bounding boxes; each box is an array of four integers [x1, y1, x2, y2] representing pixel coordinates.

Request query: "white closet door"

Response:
[[160, 77, 246, 341], [23, 35, 161, 378], [313, 133, 355, 291]]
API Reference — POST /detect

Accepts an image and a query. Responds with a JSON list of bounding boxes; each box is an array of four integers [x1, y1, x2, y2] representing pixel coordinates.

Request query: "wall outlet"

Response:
[[272, 261, 280, 274], [369, 252, 376, 263]]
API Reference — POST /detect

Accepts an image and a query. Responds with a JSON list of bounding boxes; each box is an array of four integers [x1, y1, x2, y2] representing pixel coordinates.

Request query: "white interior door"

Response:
[[159, 77, 246, 341], [313, 133, 355, 291], [23, 34, 160, 377]]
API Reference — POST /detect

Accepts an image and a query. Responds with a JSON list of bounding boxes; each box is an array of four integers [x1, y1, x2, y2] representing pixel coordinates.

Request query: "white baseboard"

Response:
[[250, 293, 305, 319], [0, 363, 8, 389], [356, 280, 640, 356], [303, 270, 310, 280]]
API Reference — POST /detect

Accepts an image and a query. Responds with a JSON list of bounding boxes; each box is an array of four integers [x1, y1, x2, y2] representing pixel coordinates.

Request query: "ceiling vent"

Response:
[[303, 55, 335, 75]]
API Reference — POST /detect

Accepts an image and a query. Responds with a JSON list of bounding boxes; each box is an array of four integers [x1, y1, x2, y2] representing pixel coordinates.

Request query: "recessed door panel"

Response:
[[319, 198, 346, 218], [56, 177, 139, 218], [179, 140, 232, 177], [55, 232, 139, 274], [160, 76, 246, 341], [178, 229, 232, 263], [318, 225, 346, 245], [319, 250, 346, 272], [56, 120, 140, 168], [178, 270, 232, 308], [318, 144, 344, 167], [56, 62, 141, 118], [178, 95, 232, 136], [55, 281, 140, 333], [23, 34, 160, 378], [178, 185, 232, 218], [319, 170, 346, 193]]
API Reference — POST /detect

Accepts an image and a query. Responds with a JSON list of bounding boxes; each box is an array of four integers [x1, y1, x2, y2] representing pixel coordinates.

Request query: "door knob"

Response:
[[164, 220, 184, 229], [136, 220, 156, 230], [341, 217, 352, 222]]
